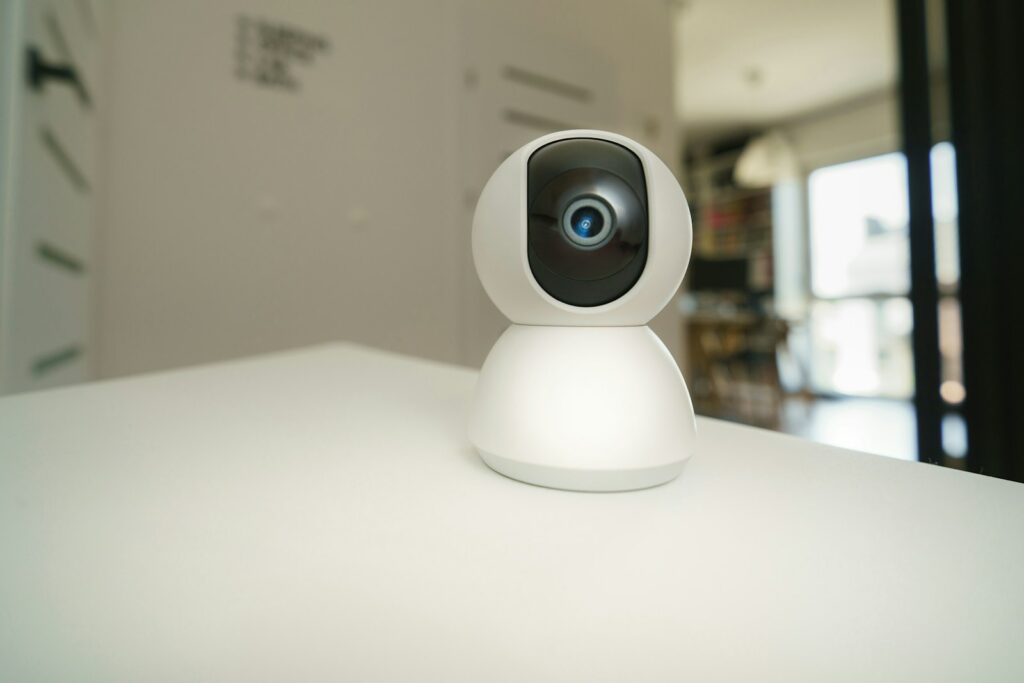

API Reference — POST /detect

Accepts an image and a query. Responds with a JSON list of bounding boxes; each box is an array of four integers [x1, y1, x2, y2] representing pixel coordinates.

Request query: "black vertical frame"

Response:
[[896, 0, 943, 464], [945, 0, 1024, 482]]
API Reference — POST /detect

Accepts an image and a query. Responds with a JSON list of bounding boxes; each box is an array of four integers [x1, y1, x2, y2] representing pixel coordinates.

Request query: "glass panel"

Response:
[[938, 295, 964, 405], [942, 412, 968, 459], [809, 297, 914, 398], [931, 141, 959, 287], [808, 153, 910, 298]]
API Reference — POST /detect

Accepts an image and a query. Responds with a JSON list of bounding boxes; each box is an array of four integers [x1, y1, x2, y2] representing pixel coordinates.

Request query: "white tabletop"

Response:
[[1, 344, 1022, 682]]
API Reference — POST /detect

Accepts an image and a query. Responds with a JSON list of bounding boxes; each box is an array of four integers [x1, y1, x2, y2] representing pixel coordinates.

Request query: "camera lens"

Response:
[[570, 207, 602, 238], [562, 197, 613, 247]]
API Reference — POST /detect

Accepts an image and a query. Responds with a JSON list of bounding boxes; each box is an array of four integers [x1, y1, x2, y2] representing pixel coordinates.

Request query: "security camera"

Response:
[[469, 130, 697, 492]]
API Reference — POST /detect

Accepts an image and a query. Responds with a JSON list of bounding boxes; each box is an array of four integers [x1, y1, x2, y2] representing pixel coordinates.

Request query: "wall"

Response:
[[780, 78, 949, 172], [0, 0, 107, 394], [782, 89, 901, 171], [97, 0, 682, 378]]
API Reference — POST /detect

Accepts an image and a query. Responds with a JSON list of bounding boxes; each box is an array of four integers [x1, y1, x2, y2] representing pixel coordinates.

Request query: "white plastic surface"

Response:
[[1, 344, 1023, 681], [471, 129, 693, 326], [469, 324, 696, 491]]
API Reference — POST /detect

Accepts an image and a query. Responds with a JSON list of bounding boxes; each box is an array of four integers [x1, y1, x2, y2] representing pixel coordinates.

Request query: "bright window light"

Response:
[[931, 141, 960, 286], [809, 153, 909, 298], [807, 152, 914, 398]]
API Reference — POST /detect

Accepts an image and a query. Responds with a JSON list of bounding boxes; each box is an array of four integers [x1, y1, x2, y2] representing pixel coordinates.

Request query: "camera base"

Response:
[[469, 324, 696, 492], [477, 450, 688, 492]]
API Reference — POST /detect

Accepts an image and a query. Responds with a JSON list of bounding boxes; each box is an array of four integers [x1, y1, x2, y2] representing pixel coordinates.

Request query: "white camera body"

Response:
[[469, 130, 697, 492]]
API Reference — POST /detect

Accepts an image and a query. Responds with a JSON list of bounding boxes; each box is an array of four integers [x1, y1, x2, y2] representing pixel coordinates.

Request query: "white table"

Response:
[[1, 344, 1022, 682]]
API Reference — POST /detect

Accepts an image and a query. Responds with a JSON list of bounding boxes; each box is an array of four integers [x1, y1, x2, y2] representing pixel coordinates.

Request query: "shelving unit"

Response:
[[683, 139, 787, 428]]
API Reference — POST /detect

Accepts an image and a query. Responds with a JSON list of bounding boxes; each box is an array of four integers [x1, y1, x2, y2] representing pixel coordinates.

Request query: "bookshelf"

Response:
[[683, 139, 787, 428]]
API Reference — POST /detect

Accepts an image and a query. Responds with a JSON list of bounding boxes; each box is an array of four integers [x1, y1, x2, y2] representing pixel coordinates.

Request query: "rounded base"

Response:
[[479, 450, 687, 492], [469, 325, 696, 493]]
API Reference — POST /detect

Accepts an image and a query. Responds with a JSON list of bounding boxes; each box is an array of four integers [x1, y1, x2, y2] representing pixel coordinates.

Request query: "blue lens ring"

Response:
[[562, 197, 614, 247], [571, 207, 602, 238]]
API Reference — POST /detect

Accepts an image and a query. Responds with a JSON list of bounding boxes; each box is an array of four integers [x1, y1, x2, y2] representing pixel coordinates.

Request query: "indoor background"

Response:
[[0, 0, 1018, 478]]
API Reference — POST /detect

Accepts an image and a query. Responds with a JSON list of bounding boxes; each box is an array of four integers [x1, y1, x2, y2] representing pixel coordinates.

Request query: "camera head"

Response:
[[472, 130, 692, 326]]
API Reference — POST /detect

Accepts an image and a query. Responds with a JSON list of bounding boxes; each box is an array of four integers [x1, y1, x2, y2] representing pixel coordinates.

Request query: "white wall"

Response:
[[780, 78, 949, 172], [782, 89, 901, 171], [97, 0, 683, 378], [1, 0, 107, 394]]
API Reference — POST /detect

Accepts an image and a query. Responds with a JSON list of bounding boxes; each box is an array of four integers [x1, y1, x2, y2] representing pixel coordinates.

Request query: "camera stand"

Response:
[[469, 324, 696, 492]]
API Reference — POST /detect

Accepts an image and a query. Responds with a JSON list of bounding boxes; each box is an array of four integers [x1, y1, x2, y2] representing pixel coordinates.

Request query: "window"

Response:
[[931, 141, 967, 458], [807, 153, 913, 398]]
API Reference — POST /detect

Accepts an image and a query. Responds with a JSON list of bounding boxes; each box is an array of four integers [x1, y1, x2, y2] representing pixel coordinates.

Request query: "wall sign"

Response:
[[235, 16, 329, 91]]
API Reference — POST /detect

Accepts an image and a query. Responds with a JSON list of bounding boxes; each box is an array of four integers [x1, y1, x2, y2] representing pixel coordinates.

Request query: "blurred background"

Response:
[[1, 0, 1021, 480]]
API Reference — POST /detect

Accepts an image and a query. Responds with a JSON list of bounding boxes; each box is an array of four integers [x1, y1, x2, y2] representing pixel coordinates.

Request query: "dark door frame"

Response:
[[896, 0, 943, 465], [943, 0, 1024, 482]]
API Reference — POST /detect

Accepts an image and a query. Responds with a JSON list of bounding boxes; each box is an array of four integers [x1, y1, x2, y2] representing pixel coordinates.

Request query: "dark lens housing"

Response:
[[527, 138, 648, 307]]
